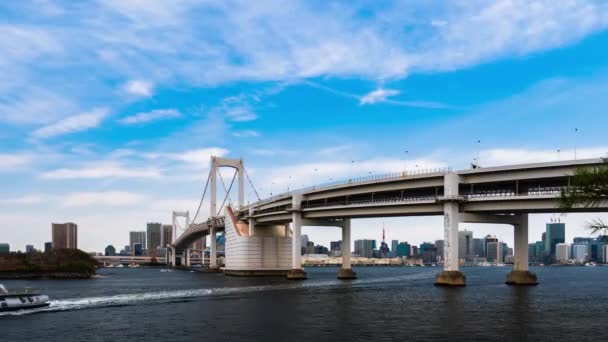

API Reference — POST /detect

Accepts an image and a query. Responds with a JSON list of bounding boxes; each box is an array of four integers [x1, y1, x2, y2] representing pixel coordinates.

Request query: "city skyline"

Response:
[[2, 1, 608, 251]]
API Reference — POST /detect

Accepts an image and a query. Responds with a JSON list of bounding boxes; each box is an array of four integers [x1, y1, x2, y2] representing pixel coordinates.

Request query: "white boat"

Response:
[[0, 284, 50, 312], [115, 264, 124, 268], [585, 262, 597, 267]]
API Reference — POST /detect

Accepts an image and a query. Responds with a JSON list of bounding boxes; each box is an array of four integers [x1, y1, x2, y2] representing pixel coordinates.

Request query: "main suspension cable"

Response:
[[217, 169, 238, 216], [244, 168, 262, 202], [191, 171, 212, 225]]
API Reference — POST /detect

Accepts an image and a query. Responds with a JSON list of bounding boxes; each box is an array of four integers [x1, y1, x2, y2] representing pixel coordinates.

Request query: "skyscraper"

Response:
[[26, 245, 34, 253], [0, 243, 9, 253], [52, 222, 78, 249], [147, 222, 162, 250], [130, 231, 146, 253], [161, 224, 173, 247], [354, 239, 374, 258], [458, 230, 473, 261], [435, 240, 444, 261], [556, 243, 569, 262], [486, 241, 503, 262], [44, 242, 52, 253], [545, 223, 565, 261], [484, 235, 498, 258], [572, 244, 588, 263], [397, 242, 411, 257], [473, 238, 486, 258]]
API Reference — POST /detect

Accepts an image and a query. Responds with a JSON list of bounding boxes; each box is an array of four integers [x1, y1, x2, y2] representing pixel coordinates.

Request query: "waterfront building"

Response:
[[354, 239, 374, 258], [44, 242, 52, 253], [502, 242, 509, 262], [105, 245, 116, 256], [124, 245, 131, 255], [161, 224, 173, 247], [604, 245, 608, 263], [314, 245, 329, 255], [484, 235, 498, 257], [486, 241, 503, 262], [534, 241, 545, 262], [528, 243, 536, 262], [598, 242, 607, 263], [330, 241, 342, 257], [435, 240, 444, 260], [129, 231, 146, 253], [133, 243, 143, 256], [545, 223, 566, 261], [420, 242, 436, 263], [411, 246, 419, 258], [571, 244, 588, 263], [191, 237, 205, 251], [458, 230, 473, 261], [473, 238, 485, 258], [147, 222, 162, 250], [301, 235, 309, 255], [26, 245, 34, 253], [397, 242, 411, 257], [0, 243, 9, 254], [391, 240, 399, 258], [52, 222, 78, 249], [556, 243, 570, 262]]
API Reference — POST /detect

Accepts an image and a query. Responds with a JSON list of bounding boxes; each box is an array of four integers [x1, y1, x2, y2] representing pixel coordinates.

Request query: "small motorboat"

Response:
[[0, 284, 50, 312]]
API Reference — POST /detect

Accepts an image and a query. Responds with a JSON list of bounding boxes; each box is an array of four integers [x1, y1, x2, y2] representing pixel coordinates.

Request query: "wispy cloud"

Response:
[[170, 147, 229, 164], [118, 109, 181, 125], [41, 161, 161, 179], [479, 147, 608, 167], [0, 153, 31, 171], [232, 130, 260, 138], [31, 107, 109, 139], [360, 88, 400, 105], [123, 79, 153, 97]]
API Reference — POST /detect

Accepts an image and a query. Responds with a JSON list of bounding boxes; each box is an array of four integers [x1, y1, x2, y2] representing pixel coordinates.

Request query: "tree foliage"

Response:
[[560, 162, 608, 235]]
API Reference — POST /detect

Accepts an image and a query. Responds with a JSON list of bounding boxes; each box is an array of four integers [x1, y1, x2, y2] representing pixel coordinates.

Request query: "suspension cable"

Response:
[[217, 169, 238, 216], [191, 171, 212, 225], [244, 168, 262, 202]]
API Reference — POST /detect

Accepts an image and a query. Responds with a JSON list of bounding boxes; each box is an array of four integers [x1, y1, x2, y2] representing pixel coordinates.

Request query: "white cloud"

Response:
[[123, 79, 154, 97], [232, 130, 260, 138], [118, 109, 181, 125], [62, 191, 143, 207], [223, 106, 258, 122], [0, 153, 31, 171], [360, 88, 400, 105], [171, 147, 229, 164], [479, 147, 608, 167], [31, 107, 109, 139], [41, 162, 161, 179], [0, 193, 49, 205]]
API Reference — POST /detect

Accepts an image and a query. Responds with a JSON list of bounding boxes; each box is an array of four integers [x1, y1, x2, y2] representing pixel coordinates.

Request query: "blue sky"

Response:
[[2, 0, 608, 252]]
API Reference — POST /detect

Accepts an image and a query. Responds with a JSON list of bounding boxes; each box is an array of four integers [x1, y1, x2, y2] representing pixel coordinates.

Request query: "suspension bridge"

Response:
[[167, 156, 608, 285]]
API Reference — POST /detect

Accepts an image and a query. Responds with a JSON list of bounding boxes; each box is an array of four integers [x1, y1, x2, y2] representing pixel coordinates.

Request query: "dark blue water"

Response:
[[1, 266, 607, 341]]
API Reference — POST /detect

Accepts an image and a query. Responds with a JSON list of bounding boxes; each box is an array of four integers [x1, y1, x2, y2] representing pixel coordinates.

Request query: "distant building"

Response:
[[397, 242, 411, 258], [411, 246, 419, 258], [26, 245, 34, 253], [129, 231, 146, 253], [330, 240, 342, 257], [133, 243, 143, 256], [105, 245, 116, 256], [420, 242, 437, 263], [473, 238, 485, 258], [604, 245, 608, 263], [391, 240, 399, 258], [571, 244, 588, 263], [556, 243, 569, 262], [314, 245, 329, 255], [124, 245, 131, 255], [301, 235, 310, 255], [573, 237, 593, 261], [545, 223, 565, 262], [354, 239, 374, 258], [52, 222, 78, 249], [305, 241, 315, 255], [161, 224, 173, 247], [486, 241, 503, 262], [484, 235, 499, 258], [0, 243, 9, 254], [147, 222, 162, 250], [44, 242, 52, 253], [458, 230, 473, 261], [191, 237, 206, 251], [534, 241, 545, 262]]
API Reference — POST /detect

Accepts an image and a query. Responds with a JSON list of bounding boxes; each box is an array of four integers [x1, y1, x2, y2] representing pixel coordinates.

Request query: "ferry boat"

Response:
[[0, 284, 50, 312]]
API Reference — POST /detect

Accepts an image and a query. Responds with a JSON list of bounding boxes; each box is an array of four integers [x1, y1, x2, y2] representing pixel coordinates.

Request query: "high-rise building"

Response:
[[486, 241, 503, 262], [604, 245, 608, 263], [391, 240, 399, 258], [301, 235, 309, 255], [571, 244, 588, 263], [528, 243, 536, 262], [435, 240, 444, 261], [420, 242, 436, 263], [161, 224, 173, 247], [473, 238, 486, 258], [534, 241, 545, 262], [305, 241, 315, 255], [147, 222, 162, 250], [26, 245, 34, 253], [52, 222, 78, 249], [44, 242, 52, 253], [411, 246, 419, 258], [124, 245, 131, 255], [544, 223, 565, 261], [397, 242, 411, 257], [191, 237, 206, 251], [133, 243, 143, 256], [105, 245, 116, 256], [0, 243, 9, 254], [330, 241, 342, 252], [556, 243, 569, 262], [130, 231, 146, 253], [354, 239, 374, 258], [458, 230, 473, 261]]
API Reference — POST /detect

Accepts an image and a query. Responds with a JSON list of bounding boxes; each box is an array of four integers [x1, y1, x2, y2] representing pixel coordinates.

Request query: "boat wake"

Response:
[[0, 271, 433, 317]]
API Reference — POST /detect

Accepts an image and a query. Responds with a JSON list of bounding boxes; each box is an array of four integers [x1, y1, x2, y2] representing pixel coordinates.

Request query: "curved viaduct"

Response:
[[172, 157, 608, 285]]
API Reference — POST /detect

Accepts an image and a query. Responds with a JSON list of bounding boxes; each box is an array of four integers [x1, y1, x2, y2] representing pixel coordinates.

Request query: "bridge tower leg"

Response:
[[185, 248, 191, 267], [287, 193, 307, 280], [435, 172, 466, 286], [337, 219, 356, 279], [210, 227, 218, 269], [507, 214, 538, 285], [170, 247, 176, 268]]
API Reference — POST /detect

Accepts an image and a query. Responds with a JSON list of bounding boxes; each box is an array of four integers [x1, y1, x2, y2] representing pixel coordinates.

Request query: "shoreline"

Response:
[[0, 271, 95, 280]]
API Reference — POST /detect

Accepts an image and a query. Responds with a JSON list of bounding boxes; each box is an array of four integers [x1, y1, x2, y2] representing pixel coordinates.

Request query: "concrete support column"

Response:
[[337, 219, 356, 279], [210, 227, 217, 269], [507, 214, 538, 285], [435, 172, 465, 286], [170, 247, 176, 268], [287, 193, 306, 280], [185, 248, 191, 267], [248, 207, 255, 237]]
